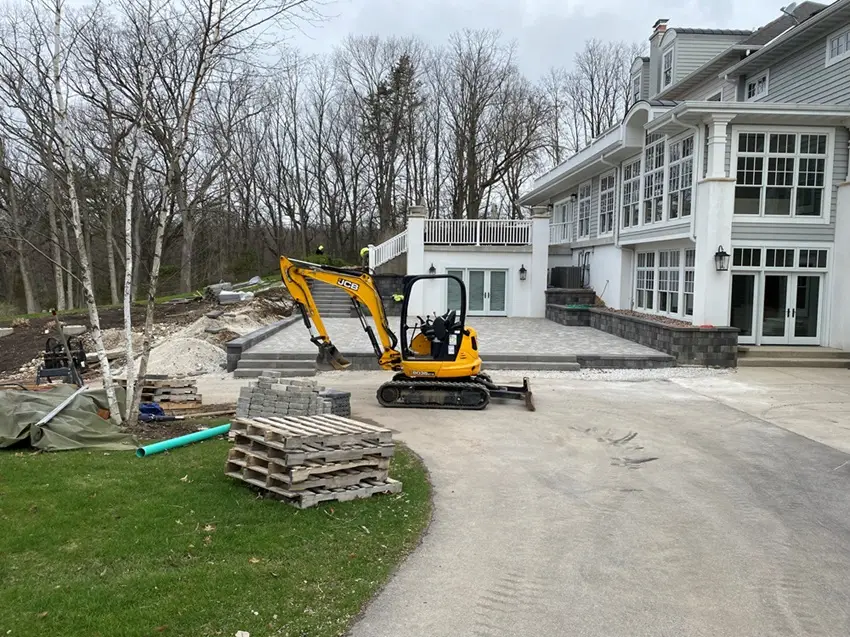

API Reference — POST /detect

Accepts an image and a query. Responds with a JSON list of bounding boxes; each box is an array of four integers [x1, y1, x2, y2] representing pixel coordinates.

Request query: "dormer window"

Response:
[[746, 71, 769, 101], [662, 49, 673, 86], [632, 75, 641, 103], [826, 27, 850, 67]]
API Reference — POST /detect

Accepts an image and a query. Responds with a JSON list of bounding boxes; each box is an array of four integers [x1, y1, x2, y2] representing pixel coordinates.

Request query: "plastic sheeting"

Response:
[[0, 385, 138, 451]]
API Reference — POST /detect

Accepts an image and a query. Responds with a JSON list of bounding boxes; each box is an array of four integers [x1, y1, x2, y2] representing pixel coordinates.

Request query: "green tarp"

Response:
[[0, 385, 138, 451]]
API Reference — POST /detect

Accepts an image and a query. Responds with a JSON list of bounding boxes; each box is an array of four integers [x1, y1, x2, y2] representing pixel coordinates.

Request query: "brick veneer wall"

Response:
[[546, 304, 738, 367]]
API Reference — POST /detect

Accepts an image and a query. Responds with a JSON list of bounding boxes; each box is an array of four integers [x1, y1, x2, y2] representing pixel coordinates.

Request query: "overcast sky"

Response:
[[289, 0, 799, 78]]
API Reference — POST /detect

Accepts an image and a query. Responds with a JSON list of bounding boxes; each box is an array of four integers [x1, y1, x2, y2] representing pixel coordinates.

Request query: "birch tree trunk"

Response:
[[122, 133, 141, 419], [50, 0, 121, 422], [105, 161, 119, 304], [45, 169, 66, 310]]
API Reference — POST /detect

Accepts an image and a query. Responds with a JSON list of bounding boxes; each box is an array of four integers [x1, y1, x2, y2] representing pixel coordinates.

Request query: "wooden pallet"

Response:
[[230, 415, 392, 449], [228, 445, 390, 481], [148, 394, 202, 403], [116, 377, 196, 389], [252, 477, 402, 509]]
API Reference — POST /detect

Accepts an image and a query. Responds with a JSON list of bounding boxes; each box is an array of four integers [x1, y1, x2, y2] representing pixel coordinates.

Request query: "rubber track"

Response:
[[377, 379, 490, 410]]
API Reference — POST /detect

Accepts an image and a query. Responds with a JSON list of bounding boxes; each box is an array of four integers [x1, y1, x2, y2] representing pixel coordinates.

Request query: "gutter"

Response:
[[723, 0, 848, 77], [671, 112, 701, 243]]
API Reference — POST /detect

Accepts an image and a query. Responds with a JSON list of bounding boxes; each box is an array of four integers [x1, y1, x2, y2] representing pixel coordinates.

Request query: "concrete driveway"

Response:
[[199, 368, 850, 636]]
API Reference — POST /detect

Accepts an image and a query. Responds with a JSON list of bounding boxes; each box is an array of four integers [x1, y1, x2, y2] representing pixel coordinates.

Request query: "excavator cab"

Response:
[[398, 275, 482, 379]]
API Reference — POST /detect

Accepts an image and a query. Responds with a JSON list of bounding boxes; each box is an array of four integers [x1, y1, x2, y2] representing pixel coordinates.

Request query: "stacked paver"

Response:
[[225, 415, 401, 508], [236, 371, 351, 419]]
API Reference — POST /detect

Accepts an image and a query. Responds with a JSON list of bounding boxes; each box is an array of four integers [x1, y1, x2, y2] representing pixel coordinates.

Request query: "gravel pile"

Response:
[[597, 308, 694, 327], [144, 337, 227, 376]]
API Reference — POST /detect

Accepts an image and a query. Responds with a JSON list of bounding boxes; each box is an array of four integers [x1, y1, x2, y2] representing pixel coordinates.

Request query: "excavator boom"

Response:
[[278, 257, 402, 370]]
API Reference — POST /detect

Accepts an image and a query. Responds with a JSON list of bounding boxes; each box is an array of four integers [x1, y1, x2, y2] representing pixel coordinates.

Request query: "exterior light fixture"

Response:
[[428, 263, 436, 275], [519, 264, 527, 281], [570, 193, 578, 203], [714, 246, 731, 271]]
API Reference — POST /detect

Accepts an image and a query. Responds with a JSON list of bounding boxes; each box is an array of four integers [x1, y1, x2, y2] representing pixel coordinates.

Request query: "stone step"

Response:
[[238, 358, 314, 368], [485, 353, 579, 363], [482, 361, 581, 372], [239, 352, 315, 361], [738, 346, 850, 359], [738, 358, 850, 368], [234, 367, 318, 378]]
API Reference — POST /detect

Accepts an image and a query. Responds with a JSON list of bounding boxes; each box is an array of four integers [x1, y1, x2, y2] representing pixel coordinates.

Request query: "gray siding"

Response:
[[641, 59, 651, 100], [682, 75, 731, 101], [674, 34, 749, 84], [730, 127, 847, 241], [722, 79, 740, 102], [752, 20, 850, 105]]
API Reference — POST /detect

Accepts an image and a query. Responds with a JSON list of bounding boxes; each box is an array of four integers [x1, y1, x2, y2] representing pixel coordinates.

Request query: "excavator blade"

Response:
[[316, 342, 351, 370]]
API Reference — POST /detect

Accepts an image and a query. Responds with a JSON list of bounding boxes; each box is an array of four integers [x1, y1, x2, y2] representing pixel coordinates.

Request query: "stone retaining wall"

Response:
[[545, 288, 596, 306], [546, 304, 738, 367], [226, 316, 299, 372]]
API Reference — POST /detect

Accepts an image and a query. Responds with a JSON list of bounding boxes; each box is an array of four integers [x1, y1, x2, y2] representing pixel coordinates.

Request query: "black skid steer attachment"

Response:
[[475, 374, 535, 411]]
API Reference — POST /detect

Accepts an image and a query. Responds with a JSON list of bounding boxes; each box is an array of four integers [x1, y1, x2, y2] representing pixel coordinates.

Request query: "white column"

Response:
[[828, 127, 850, 347], [690, 116, 737, 326], [705, 115, 735, 178], [530, 205, 551, 317], [692, 177, 735, 326], [405, 204, 427, 316]]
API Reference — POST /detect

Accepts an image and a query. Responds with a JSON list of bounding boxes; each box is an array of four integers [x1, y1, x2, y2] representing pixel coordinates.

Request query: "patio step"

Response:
[[739, 358, 850, 368], [738, 346, 850, 367], [484, 360, 581, 372]]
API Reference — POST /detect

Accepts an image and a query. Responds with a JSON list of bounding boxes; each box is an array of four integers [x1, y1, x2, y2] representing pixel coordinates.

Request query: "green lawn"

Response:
[[0, 440, 431, 637]]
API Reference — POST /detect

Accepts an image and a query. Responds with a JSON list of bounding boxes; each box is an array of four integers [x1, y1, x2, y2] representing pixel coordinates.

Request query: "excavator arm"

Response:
[[278, 256, 403, 371]]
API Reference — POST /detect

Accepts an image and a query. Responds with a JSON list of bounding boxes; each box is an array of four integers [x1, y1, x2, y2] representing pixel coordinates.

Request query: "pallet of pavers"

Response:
[[225, 414, 401, 509]]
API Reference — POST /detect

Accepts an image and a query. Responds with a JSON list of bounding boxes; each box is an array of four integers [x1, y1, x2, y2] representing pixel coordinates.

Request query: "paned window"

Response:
[[577, 181, 592, 238], [621, 158, 641, 228], [636, 252, 655, 310], [643, 135, 665, 224], [598, 172, 615, 235], [734, 131, 828, 218], [668, 136, 694, 219], [684, 249, 695, 317]]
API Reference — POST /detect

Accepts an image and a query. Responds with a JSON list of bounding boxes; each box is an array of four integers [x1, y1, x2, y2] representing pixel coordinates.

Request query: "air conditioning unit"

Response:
[[549, 266, 582, 289]]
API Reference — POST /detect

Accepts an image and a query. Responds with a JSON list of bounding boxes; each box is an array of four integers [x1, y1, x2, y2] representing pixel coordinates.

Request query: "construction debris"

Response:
[[226, 415, 401, 508], [203, 282, 232, 302], [236, 372, 351, 419], [115, 376, 203, 404], [218, 290, 255, 305], [0, 328, 12, 338]]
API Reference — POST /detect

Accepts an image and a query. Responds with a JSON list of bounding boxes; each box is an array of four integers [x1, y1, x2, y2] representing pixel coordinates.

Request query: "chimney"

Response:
[[649, 19, 669, 97]]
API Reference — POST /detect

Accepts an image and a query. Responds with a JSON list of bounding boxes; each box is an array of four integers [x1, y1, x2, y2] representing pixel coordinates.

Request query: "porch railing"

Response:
[[369, 230, 407, 270], [424, 218, 532, 246], [549, 221, 574, 245]]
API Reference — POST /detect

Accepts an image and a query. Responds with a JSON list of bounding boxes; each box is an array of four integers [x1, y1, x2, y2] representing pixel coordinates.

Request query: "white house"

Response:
[[370, 0, 850, 349]]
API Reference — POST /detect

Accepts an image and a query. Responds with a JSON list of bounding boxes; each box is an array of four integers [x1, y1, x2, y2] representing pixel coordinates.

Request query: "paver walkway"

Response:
[[246, 317, 663, 357]]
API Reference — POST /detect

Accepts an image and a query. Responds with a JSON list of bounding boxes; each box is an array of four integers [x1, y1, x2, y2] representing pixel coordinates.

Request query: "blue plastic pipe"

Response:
[[136, 424, 231, 458]]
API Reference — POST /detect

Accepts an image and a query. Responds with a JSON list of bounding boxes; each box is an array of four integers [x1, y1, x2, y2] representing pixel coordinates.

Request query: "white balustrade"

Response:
[[369, 231, 408, 269], [548, 221, 574, 245], [424, 219, 532, 246]]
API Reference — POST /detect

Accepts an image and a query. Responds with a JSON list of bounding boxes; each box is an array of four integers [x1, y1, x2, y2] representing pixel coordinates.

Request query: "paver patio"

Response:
[[246, 317, 664, 357]]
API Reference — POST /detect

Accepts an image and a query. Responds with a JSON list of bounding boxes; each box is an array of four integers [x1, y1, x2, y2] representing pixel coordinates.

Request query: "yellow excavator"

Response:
[[279, 256, 534, 411]]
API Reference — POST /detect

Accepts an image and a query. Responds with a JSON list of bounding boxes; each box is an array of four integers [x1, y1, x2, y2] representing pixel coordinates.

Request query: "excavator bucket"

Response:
[[316, 341, 351, 370]]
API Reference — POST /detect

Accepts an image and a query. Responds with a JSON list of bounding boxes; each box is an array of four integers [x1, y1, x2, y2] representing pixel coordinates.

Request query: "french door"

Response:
[[447, 269, 507, 316], [761, 273, 822, 345], [731, 272, 823, 345]]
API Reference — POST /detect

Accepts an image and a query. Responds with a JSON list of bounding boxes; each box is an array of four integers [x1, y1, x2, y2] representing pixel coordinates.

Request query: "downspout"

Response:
[[671, 112, 700, 242]]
